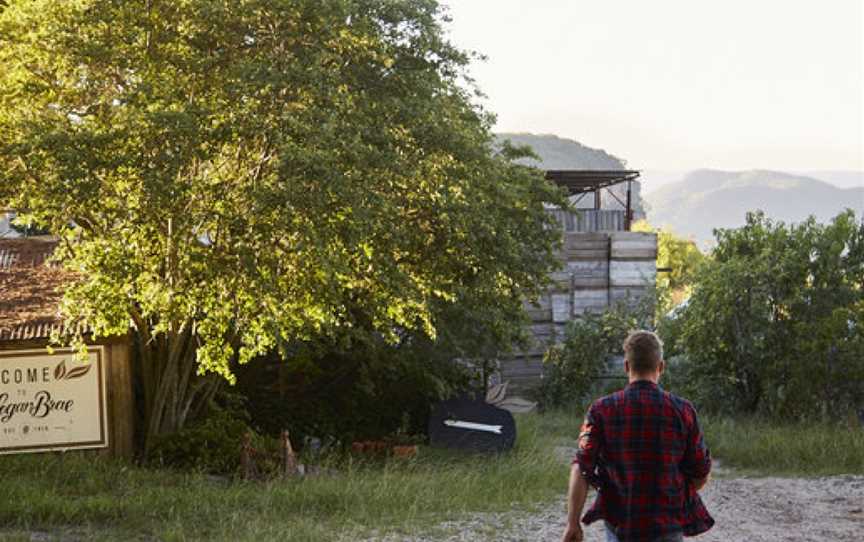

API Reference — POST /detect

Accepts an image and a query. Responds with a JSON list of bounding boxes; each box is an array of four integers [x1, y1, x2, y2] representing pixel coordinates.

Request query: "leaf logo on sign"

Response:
[[54, 360, 92, 380]]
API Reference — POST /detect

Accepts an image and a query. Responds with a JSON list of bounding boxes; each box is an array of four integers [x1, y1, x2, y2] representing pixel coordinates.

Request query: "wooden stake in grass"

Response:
[[282, 430, 298, 477], [241, 432, 259, 480]]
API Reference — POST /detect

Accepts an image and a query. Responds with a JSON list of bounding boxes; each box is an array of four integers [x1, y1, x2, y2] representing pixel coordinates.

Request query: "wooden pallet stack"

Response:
[[498, 231, 657, 392]]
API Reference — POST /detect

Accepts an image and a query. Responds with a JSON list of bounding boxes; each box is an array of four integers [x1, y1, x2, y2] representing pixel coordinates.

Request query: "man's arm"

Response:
[[681, 402, 712, 490], [563, 406, 603, 542], [562, 463, 589, 541]]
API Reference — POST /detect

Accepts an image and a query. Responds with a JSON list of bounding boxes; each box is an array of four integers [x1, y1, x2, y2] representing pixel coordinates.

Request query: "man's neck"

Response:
[[628, 374, 660, 385]]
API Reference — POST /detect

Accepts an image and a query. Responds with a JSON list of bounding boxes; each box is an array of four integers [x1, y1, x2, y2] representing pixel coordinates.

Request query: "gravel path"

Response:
[[363, 474, 864, 541]]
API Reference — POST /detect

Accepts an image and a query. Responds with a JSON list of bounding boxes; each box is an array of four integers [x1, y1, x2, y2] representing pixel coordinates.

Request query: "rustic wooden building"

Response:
[[0, 238, 134, 458], [500, 170, 658, 391]]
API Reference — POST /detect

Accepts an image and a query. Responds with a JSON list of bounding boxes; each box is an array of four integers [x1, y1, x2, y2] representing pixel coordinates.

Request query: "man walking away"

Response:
[[562, 330, 713, 542]]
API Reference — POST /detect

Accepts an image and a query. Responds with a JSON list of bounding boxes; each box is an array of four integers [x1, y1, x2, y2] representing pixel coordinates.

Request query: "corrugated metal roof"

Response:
[[0, 238, 57, 268], [0, 322, 62, 341], [545, 170, 640, 195], [0, 237, 72, 342]]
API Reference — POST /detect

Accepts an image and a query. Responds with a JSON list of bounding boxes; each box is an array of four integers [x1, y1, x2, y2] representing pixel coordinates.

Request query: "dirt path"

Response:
[[364, 474, 864, 541]]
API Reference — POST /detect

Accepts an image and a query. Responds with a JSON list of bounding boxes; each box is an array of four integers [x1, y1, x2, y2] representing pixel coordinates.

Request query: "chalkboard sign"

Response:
[[428, 396, 516, 453]]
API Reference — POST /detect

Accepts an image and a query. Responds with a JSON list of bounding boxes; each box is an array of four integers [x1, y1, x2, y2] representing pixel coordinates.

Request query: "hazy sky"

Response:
[[441, 0, 863, 171]]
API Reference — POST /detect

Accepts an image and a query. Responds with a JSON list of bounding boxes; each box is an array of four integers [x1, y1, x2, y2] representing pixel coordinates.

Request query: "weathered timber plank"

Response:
[[566, 260, 609, 277], [611, 248, 658, 259], [610, 287, 649, 302], [610, 275, 656, 288], [564, 240, 611, 250], [565, 249, 611, 260], [548, 271, 572, 292], [571, 276, 609, 288], [103, 342, 134, 459], [610, 277, 656, 288], [563, 232, 610, 244], [610, 261, 656, 287], [610, 260, 657, 271], [610, 232, 657, 244], [609, 269, 656, 280], [551, 293, 572, 323], [572, 289, 608, 302], [610, 241, 658, 251]]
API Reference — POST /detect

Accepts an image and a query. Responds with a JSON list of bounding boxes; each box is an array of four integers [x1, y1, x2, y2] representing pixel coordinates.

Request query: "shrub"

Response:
[[663, 211, 864, 419], [235, 336, 472, 446], [539, 298, 654, 408], [148, 407, 277, 475]]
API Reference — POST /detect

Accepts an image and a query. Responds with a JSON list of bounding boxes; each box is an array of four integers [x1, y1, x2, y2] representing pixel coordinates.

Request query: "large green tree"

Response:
[[0, 0, 563, 448]]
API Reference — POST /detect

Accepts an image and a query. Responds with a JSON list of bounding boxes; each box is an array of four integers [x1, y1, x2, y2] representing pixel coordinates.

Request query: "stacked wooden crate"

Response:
[[498, 231, 657, 392]]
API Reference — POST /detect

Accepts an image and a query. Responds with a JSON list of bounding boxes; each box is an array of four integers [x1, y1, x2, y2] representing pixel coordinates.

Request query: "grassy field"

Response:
[[703, 415, 864, 476], [0, 411, 579, 542], [2, 409, 862, 541]]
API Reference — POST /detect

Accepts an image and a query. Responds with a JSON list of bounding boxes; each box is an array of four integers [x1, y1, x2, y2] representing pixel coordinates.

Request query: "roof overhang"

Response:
[[544, 170, 640, 196]]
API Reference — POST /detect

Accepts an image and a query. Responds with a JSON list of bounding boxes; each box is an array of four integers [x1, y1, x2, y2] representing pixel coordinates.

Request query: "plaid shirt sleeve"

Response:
[[681, 402, 711, 480], [573, 402, 604, 489]]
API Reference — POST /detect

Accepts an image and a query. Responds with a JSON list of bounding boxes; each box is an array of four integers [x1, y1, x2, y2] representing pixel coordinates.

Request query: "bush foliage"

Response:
[[148, 406, 279, 475], [540, 298, 654, 408], [235, 334, 472, 445], [661, 210, 864, 419]]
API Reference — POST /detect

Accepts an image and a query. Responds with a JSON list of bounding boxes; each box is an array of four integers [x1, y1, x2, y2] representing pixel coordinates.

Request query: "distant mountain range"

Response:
[[640, 169, 864, 193], [644, 169, 864, 247], [495, 133, 863, 249]]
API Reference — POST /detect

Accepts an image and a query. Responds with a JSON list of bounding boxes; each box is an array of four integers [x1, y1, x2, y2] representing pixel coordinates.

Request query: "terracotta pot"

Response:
[[368, 440, 389, 453], [392, 444, 418, 458]]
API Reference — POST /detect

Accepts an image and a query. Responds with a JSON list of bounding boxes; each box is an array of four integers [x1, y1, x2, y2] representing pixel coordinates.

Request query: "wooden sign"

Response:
[[0, 347, 108, 454], [428, 396, 516, 453]]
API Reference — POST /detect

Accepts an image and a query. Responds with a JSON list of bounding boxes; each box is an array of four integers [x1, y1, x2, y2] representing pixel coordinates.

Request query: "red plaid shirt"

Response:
[[574, 380, 714, 541]]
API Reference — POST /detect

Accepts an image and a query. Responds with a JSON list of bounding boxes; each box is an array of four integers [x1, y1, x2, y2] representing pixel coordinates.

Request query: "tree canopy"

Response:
[[0, 0, 564, 443]]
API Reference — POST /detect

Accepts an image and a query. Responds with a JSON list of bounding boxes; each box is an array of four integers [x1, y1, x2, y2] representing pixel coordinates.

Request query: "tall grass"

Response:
[[0, 411, 580, 541], [4, 409, 857, 540], [703, 416, 864, 476]]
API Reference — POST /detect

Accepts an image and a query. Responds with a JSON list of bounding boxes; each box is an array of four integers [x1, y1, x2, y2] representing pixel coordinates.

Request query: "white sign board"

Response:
[[0, 347, 108, 454]]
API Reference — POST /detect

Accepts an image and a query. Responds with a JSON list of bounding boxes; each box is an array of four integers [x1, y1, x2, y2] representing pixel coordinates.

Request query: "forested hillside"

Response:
[[496, 133, 626, 170]]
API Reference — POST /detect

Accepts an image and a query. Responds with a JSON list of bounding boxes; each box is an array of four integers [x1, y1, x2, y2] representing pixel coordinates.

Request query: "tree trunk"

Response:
[[133, 319, 222, 454]]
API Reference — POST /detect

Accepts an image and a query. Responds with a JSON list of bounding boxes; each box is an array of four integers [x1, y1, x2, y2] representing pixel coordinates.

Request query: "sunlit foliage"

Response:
[[0, 0, 564, 445]]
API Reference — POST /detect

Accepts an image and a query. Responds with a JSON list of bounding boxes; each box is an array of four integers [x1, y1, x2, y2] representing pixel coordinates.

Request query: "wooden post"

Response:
[[241, 432, 258, 480], [625, 180, 633, 231], [106, 341, 135, 459], [281, 429, 297, 477]]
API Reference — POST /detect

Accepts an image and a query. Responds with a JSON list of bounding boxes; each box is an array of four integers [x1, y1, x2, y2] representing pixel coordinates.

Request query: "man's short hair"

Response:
[[623, 330, 663, 375]]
